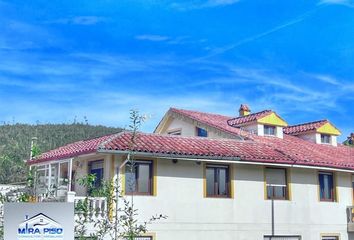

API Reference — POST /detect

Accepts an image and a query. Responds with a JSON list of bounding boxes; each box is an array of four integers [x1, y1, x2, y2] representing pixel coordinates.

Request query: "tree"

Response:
[[74, 110, 166, 240]]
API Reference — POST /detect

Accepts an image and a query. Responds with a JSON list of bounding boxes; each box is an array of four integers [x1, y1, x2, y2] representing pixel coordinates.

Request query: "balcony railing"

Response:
[[74, 196, 108, 219], [347, 206, 354, 232]]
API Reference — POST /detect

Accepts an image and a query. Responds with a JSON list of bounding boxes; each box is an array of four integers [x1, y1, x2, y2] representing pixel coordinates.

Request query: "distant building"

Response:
[[28, 105, 354, 240]]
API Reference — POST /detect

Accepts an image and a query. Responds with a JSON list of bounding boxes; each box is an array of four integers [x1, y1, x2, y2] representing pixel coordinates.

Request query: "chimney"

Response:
[[239, 104, 251, 117]]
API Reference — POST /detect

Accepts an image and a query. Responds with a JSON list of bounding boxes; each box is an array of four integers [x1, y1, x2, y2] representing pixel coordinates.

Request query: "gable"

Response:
[[154, 114, 173, 134], [317, 122, 341, 136], [257, 112, 288, 127]]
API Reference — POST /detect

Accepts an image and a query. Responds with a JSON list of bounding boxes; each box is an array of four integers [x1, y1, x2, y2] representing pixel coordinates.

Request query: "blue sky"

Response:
[[0, 0, 353, 141]]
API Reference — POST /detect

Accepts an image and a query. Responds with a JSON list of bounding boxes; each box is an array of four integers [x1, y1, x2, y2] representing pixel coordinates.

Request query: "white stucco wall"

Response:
[[162, 117, 225, 139], [297, 133, 338, 147], [117, 158, 353, 240]]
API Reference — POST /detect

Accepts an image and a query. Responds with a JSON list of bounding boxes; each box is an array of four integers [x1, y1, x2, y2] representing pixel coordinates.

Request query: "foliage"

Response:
[[0, 122, 122, 184], [74, 110, 166, 240]]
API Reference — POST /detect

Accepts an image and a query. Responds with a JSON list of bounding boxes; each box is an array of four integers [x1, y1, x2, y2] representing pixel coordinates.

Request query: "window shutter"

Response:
[[266, 168, 286, 186]]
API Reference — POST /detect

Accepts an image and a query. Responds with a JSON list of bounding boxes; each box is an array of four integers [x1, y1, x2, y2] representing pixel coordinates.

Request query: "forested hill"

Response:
[[0, 123, 123, 184]]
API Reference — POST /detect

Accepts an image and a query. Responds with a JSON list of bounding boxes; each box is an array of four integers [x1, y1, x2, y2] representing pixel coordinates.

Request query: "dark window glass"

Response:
[[264, 125, 276, 136], [206, 165, 230, 197], [319, 172, 335, 201], [321, 134, 331, 144], [265, 168, 288, 200], [321, 237, 339, 240], [196, 127, 208, 137], [125, 161, 153, 195], [167, 129, 181, 135], [89, 160, 104, 189]]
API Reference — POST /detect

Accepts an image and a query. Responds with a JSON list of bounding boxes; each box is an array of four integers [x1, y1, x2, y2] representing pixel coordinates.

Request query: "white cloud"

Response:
[[319, 0, 354, 7], [47, 16, 105, 25], [135, 34, 170, 41], [171, 0, 239, 10]]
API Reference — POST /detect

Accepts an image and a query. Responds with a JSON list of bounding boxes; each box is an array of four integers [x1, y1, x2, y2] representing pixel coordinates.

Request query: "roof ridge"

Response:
[[284, 119, 328, 128], [170, 107, 233, 118], [228, 109, 272, 121], [98, 131, 127, 149], [130, 131, 255, 143]]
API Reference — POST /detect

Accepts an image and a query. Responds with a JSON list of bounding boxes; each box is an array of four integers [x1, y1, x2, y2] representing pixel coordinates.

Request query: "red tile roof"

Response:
[[227, 110, 273, 126], [283, 120, 328, 135], [29, 109, 354, 171], [100, 132, 296, 163], [169, 108, 252, 139], [29, 134, 116, 164]]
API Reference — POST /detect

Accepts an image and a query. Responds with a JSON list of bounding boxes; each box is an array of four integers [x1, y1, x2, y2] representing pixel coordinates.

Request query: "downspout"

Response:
[[114, 154, 130, 239]]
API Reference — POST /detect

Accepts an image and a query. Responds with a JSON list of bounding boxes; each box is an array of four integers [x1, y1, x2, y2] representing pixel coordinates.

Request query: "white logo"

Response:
[[18, 213, 64, 240]]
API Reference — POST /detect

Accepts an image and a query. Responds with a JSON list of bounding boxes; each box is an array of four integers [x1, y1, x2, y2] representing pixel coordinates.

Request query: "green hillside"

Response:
[[0, 123, 123, 184]]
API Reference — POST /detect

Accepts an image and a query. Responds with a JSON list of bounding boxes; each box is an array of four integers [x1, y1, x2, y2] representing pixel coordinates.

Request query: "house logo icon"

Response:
[[18, 213, 64, 239]]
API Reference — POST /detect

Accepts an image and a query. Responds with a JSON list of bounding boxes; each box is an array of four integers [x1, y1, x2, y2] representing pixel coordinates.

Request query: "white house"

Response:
[[28, 105, 354, 240]]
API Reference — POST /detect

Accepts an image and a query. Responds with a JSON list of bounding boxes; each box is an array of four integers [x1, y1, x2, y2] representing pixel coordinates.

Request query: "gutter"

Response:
[[97, 149, 354, 173]]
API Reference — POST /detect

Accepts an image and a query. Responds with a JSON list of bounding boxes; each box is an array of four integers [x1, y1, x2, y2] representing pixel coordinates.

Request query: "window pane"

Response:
[[138, 164, 150, 193], [197, 127, 208, 137], [59, 162, 69, 186], [274, 186, 286, 198], [321, 134, 331, 144], [218, 168, 227, 195], [206, 168, 215, 195], [89, 160, 104, 188], [264, 126, 276, 135], [322, 237, 339, 240], [266, 168, 287, 199], [125, 164, 136, 193], [319, 172, 334, 201]]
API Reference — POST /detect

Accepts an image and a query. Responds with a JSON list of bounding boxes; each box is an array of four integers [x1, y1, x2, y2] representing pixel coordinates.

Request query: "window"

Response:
[[205, 164, 230, 197], [264, 125, 276, 136], [196, 127, 208, 137], [321, 236, 339, 240], [265, 168, 289, 200], [264, 236, 301, 240], [131, 237, 153, 240], [167, 129, 181, 135], [89, 160, 104, 189], [319, 172, 335, 202], [125, 160, 153, 195], [321, 134, 331, 144]]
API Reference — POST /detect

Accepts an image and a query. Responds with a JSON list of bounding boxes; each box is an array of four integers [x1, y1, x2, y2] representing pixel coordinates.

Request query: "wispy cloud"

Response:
[[194, 7, 320, 60], [319, 0, 354, 7], [46, 16, 106, 25], [135, 34, 170, 42], [171, 0, 239, 10]]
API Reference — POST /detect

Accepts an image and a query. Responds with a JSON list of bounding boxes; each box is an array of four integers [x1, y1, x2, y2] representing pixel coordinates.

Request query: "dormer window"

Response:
[[196, 127, 208, 137], [264, 125, 276, 136], [167, 129, 182, 135], [321, 134, 331, 144]]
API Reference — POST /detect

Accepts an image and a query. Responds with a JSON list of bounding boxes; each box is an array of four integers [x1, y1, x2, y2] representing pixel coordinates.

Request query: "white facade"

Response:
[[125, 158, 353, 240], [30, 111, 354, 240]]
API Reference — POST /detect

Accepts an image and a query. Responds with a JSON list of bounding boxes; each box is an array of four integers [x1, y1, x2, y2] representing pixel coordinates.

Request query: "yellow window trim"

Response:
[[317, 122, 341, 136], [108, 154, 115, 221], [120, 158, 157, 197], [203, 163, 234, 199], [317, 170, 339, 203], [257, 112, 288, 127], [263, 167, 292, 201]]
